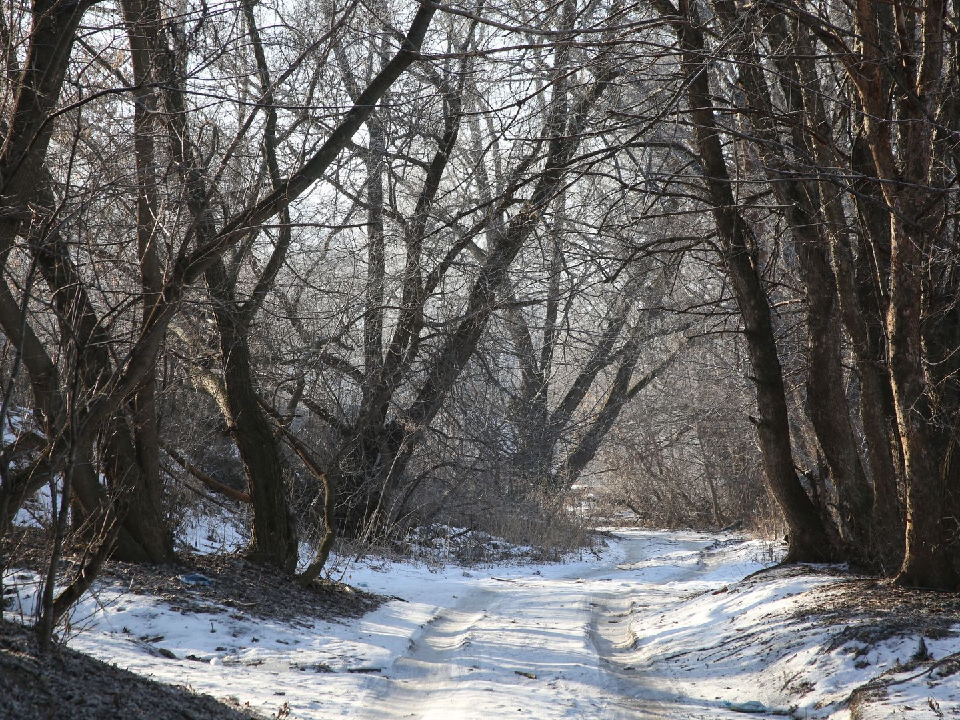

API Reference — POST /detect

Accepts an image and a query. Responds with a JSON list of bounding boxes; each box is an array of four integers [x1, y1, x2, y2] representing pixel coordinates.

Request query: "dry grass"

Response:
[[796, 575, 960, 650]]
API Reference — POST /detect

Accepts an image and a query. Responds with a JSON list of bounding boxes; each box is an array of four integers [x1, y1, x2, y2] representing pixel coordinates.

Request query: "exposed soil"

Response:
[[804, 575, 960, 651], [0, 619, 267, 719], [773, 567, 960, 647], [745, 563, 960, 710], [739, 563, 960, 655], [98, 552, 383, 625]]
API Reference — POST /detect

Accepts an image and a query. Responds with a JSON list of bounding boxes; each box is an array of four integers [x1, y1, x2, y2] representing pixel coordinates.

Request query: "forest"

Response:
[[1, 0, 959, 651]]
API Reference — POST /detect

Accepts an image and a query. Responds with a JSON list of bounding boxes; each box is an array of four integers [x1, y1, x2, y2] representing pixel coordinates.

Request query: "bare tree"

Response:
[[0, 0, 439, 593]]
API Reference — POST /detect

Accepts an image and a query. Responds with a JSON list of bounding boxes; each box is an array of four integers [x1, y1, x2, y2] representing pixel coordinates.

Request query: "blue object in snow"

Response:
[[180, 573, 213, 586]]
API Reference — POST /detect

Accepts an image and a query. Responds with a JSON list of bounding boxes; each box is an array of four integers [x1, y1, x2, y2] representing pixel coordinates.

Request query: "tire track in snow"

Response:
[[584, 536, 791, 720], [583, 535, 716, 719], [353, 570, 630, 718], [356, 588, 499, 719]]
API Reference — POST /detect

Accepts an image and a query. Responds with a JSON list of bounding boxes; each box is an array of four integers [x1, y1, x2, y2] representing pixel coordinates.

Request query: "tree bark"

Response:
[[782, 18, 905, 567], [206, 260, 298, 572]]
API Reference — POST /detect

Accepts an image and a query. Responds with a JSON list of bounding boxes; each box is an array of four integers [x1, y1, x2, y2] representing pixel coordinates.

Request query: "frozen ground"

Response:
[[4, 529, 960, 719]]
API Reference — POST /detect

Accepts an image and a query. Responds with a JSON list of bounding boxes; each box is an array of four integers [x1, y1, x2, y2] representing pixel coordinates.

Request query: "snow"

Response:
[[2, 568, 42, 621], [177, 509, 247, 555], [4, 529, 960, 718], [11, 483, 52, 529]]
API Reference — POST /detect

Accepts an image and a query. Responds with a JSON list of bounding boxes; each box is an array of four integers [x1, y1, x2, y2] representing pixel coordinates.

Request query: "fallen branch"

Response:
[[160, 441, 251, 504]]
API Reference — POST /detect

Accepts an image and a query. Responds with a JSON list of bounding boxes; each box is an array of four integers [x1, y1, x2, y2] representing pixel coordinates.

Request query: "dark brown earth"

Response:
[[3, 526, 383, 624], [737, 563, 960, 647], [802, 572, 960, 651], [757, 564, 960, 647], [98, 551, 383, 624], [0, 619, 268, 719]]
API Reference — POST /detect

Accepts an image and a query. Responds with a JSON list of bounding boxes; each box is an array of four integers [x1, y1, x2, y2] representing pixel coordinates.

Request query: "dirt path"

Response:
[[352, 533, 759, 719]]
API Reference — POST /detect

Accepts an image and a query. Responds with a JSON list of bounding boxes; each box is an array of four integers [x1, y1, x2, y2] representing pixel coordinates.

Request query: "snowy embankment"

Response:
[[611, 537, 960, 719], [4, 530, 960, 719]]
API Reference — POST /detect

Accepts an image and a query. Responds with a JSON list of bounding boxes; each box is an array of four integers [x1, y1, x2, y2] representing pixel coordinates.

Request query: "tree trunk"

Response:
[[887, 217, 958, 589], [206, 260, 298, 572], [32, 180, 174, 563], [846, 136, 906, 568], [665, 0, 835, 562]]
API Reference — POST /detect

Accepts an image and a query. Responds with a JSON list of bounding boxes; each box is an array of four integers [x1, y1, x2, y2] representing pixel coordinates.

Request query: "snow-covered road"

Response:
[[351, 532, 770, 719]]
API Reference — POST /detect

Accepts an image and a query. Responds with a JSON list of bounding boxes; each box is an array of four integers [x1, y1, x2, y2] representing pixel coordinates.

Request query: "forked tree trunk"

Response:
[[34, 181, 173, 563], [886, 216, 958, 589], [206, 260, 299, 572]]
